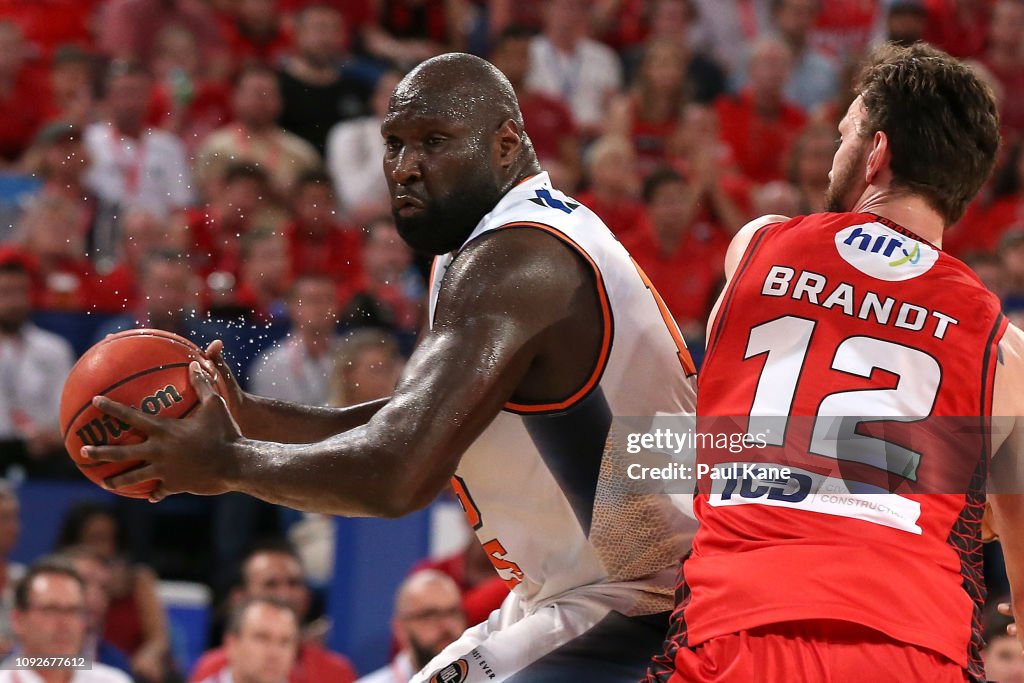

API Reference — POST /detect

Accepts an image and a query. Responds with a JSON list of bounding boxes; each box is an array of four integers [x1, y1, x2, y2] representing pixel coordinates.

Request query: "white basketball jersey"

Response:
[[428, 172, 698, 614]]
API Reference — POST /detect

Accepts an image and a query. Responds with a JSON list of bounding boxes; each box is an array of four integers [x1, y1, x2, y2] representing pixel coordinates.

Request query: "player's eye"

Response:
[[425, 135, 446, 147], [385, 138, 402, 154]]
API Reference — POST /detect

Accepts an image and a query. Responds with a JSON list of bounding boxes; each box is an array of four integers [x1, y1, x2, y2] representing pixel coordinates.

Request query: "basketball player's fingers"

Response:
[[81, 441, 153, 464], [103, 465, 160, 491], [999, 602, 1013, 616], [189, 362, 223, 406], [91, 396, 163, 434]]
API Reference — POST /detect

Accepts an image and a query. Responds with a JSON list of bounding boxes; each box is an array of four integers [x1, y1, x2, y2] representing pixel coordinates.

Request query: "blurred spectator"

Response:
[[691, 0, 771, 73], [1001, 228, 1024, 313], [277, 4, 373, 155], [489, 26, 581, 191], [809, 0, 879, 59], [99, 0, 228, 76], [285, 170, 363, 285], [328, 328, 404, 408], [14, 194, 124, 313], [575, 135, 645, 242], [608, 40, 695, 174], [325, 71, 400, 222], [83, 60, 195, 221], [663, 105, 750, 233], [628, 0, 727, 103], [752, 179, 801, 218], [41, 45, 96, 127], [191, 544, 356, 683], [340, 217, 424, 334], [0, 251, 74, 473], [60, 548, 133, 676], [250, 275, 341, 405], [963, 252, 1009, 299], [786, 122, 837, 215], [526, 0, 624, 138], [196, 65, 320, 199], [0, 557, 131, 682], [983, 596, 1024, 682], [0, 22, 45, 166], [20, 123, 112, 261], [355, 570, 464, 683], [946, 141, 1024, 257], [0, 482, 22, 657], [55, 503, 171, 683], [411, 536, 511, 629], [98, 208, 192, 314], [0, 0, 99, 60], [93, 249, 204, 344], [625, 167, 732, 337], [219, 227, 292, 323], [196, 598, 300, 683], [877, 0, 929, 47], [979, 0, 1024, 136], [219, 0, 294, 70], [187, 162, 282, 278], [714, 37, 807, 183], [760, 0, 839, 111], [148, 25, 233, 153], [361, 0, 456, 70], [923, 0, 990, 59]]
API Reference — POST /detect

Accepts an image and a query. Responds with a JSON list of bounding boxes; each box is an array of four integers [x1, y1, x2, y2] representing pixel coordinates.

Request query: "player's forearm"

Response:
[[233, 395, 388, 443], [224, 423, 443, 517]]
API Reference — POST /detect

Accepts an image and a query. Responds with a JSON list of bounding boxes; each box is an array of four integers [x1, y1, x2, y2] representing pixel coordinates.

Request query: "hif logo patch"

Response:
[[429, 660, 469, 683], [834, 222, 938, 281]]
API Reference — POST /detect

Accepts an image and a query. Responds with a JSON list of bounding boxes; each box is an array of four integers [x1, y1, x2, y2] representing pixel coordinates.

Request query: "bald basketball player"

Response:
[[84, 54, 699, 682]]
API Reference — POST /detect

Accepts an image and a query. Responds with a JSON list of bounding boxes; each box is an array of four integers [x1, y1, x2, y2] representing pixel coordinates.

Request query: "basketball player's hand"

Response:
[[81, 361, 243, 502], [201, 339, 247, 416]]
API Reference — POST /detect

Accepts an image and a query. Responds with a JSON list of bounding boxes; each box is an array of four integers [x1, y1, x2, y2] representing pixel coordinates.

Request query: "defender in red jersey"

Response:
[[644, 43, 1024, 683]]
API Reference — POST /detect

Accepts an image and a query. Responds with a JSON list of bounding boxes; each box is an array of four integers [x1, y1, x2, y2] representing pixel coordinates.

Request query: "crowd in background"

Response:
[[0, 0, 1024, 681]]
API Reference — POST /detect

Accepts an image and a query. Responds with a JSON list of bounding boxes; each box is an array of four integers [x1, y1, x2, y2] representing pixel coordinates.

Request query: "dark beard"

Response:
[[393, 177, 506, 255], [408, 632, 446, 671], [824, 162, 857, 213]]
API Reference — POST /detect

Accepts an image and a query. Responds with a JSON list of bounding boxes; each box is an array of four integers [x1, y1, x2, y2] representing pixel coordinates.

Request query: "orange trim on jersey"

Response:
[[630, 257, 697, 377], [515, 174, 539, 187], [495, 221, 613, 414]]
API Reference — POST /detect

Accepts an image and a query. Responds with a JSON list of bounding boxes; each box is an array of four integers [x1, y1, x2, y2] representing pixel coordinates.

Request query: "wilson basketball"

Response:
[[60, 329, 209, 499]]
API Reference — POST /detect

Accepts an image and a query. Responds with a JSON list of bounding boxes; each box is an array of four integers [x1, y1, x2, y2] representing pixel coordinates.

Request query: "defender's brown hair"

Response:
[[856, 43, 1001, 225]]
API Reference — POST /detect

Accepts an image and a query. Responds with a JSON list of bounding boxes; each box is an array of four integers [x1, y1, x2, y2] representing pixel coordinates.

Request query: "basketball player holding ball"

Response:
[[83, 54, 699, 682], [644, 43, 1024, 683]]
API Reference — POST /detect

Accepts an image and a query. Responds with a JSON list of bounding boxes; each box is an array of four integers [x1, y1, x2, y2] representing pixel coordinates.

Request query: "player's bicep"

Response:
[[991, 324, 1024, 492]]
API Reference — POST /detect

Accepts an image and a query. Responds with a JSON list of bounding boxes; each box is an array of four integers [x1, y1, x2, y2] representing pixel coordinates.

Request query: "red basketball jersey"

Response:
[[686, 212, 1007, 671]]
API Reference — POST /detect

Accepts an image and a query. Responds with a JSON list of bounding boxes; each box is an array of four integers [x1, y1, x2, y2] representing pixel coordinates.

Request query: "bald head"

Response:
[[381, 52, 541, 255], [388, 53, 524, 133], [392, 570, 465, 668]]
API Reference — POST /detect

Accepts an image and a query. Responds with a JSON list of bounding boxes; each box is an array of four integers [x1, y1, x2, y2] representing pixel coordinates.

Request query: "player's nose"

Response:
[[389, 147, 423, 185]]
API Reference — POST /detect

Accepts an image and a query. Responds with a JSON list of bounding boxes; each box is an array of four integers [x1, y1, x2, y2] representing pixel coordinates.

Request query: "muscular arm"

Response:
[[988, 322, 1024, 651], [222, 229, 597, 517], [231, 395, 388, 444]]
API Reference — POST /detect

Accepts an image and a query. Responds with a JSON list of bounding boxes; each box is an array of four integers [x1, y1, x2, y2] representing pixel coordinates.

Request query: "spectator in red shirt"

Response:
[[190, 544, 357, 683], [714, 37, 807, 183], [196, 597, 299, 683], [625, 167, 732, 337], [664, 103, 751, 233], [220, 0, 294, 70], [810, 0, 878, 59], [979, 0, 1024, 136], [98, 0, 229, 77], [339, 217, 423, 334], [286, 170, 363, 286], [575, 134, 646, 242], [41, 45, 96, 127], [0, 22, 44, 165], [786, 121, 837, 215], [361, 0, 451, 70], [489, 25, 581, 191], [186, 162, 284, 278], [148, 25, 232, 154], [13, 194, 113, 313], [0, 0, 100, 59], [946, 140, 1024, 256], [213, 227, 292, 322]]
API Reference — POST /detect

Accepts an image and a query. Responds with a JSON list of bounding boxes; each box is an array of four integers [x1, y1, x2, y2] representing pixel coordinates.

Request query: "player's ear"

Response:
[[864, 130, 890, 184], [495, 119, 523, 168]]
